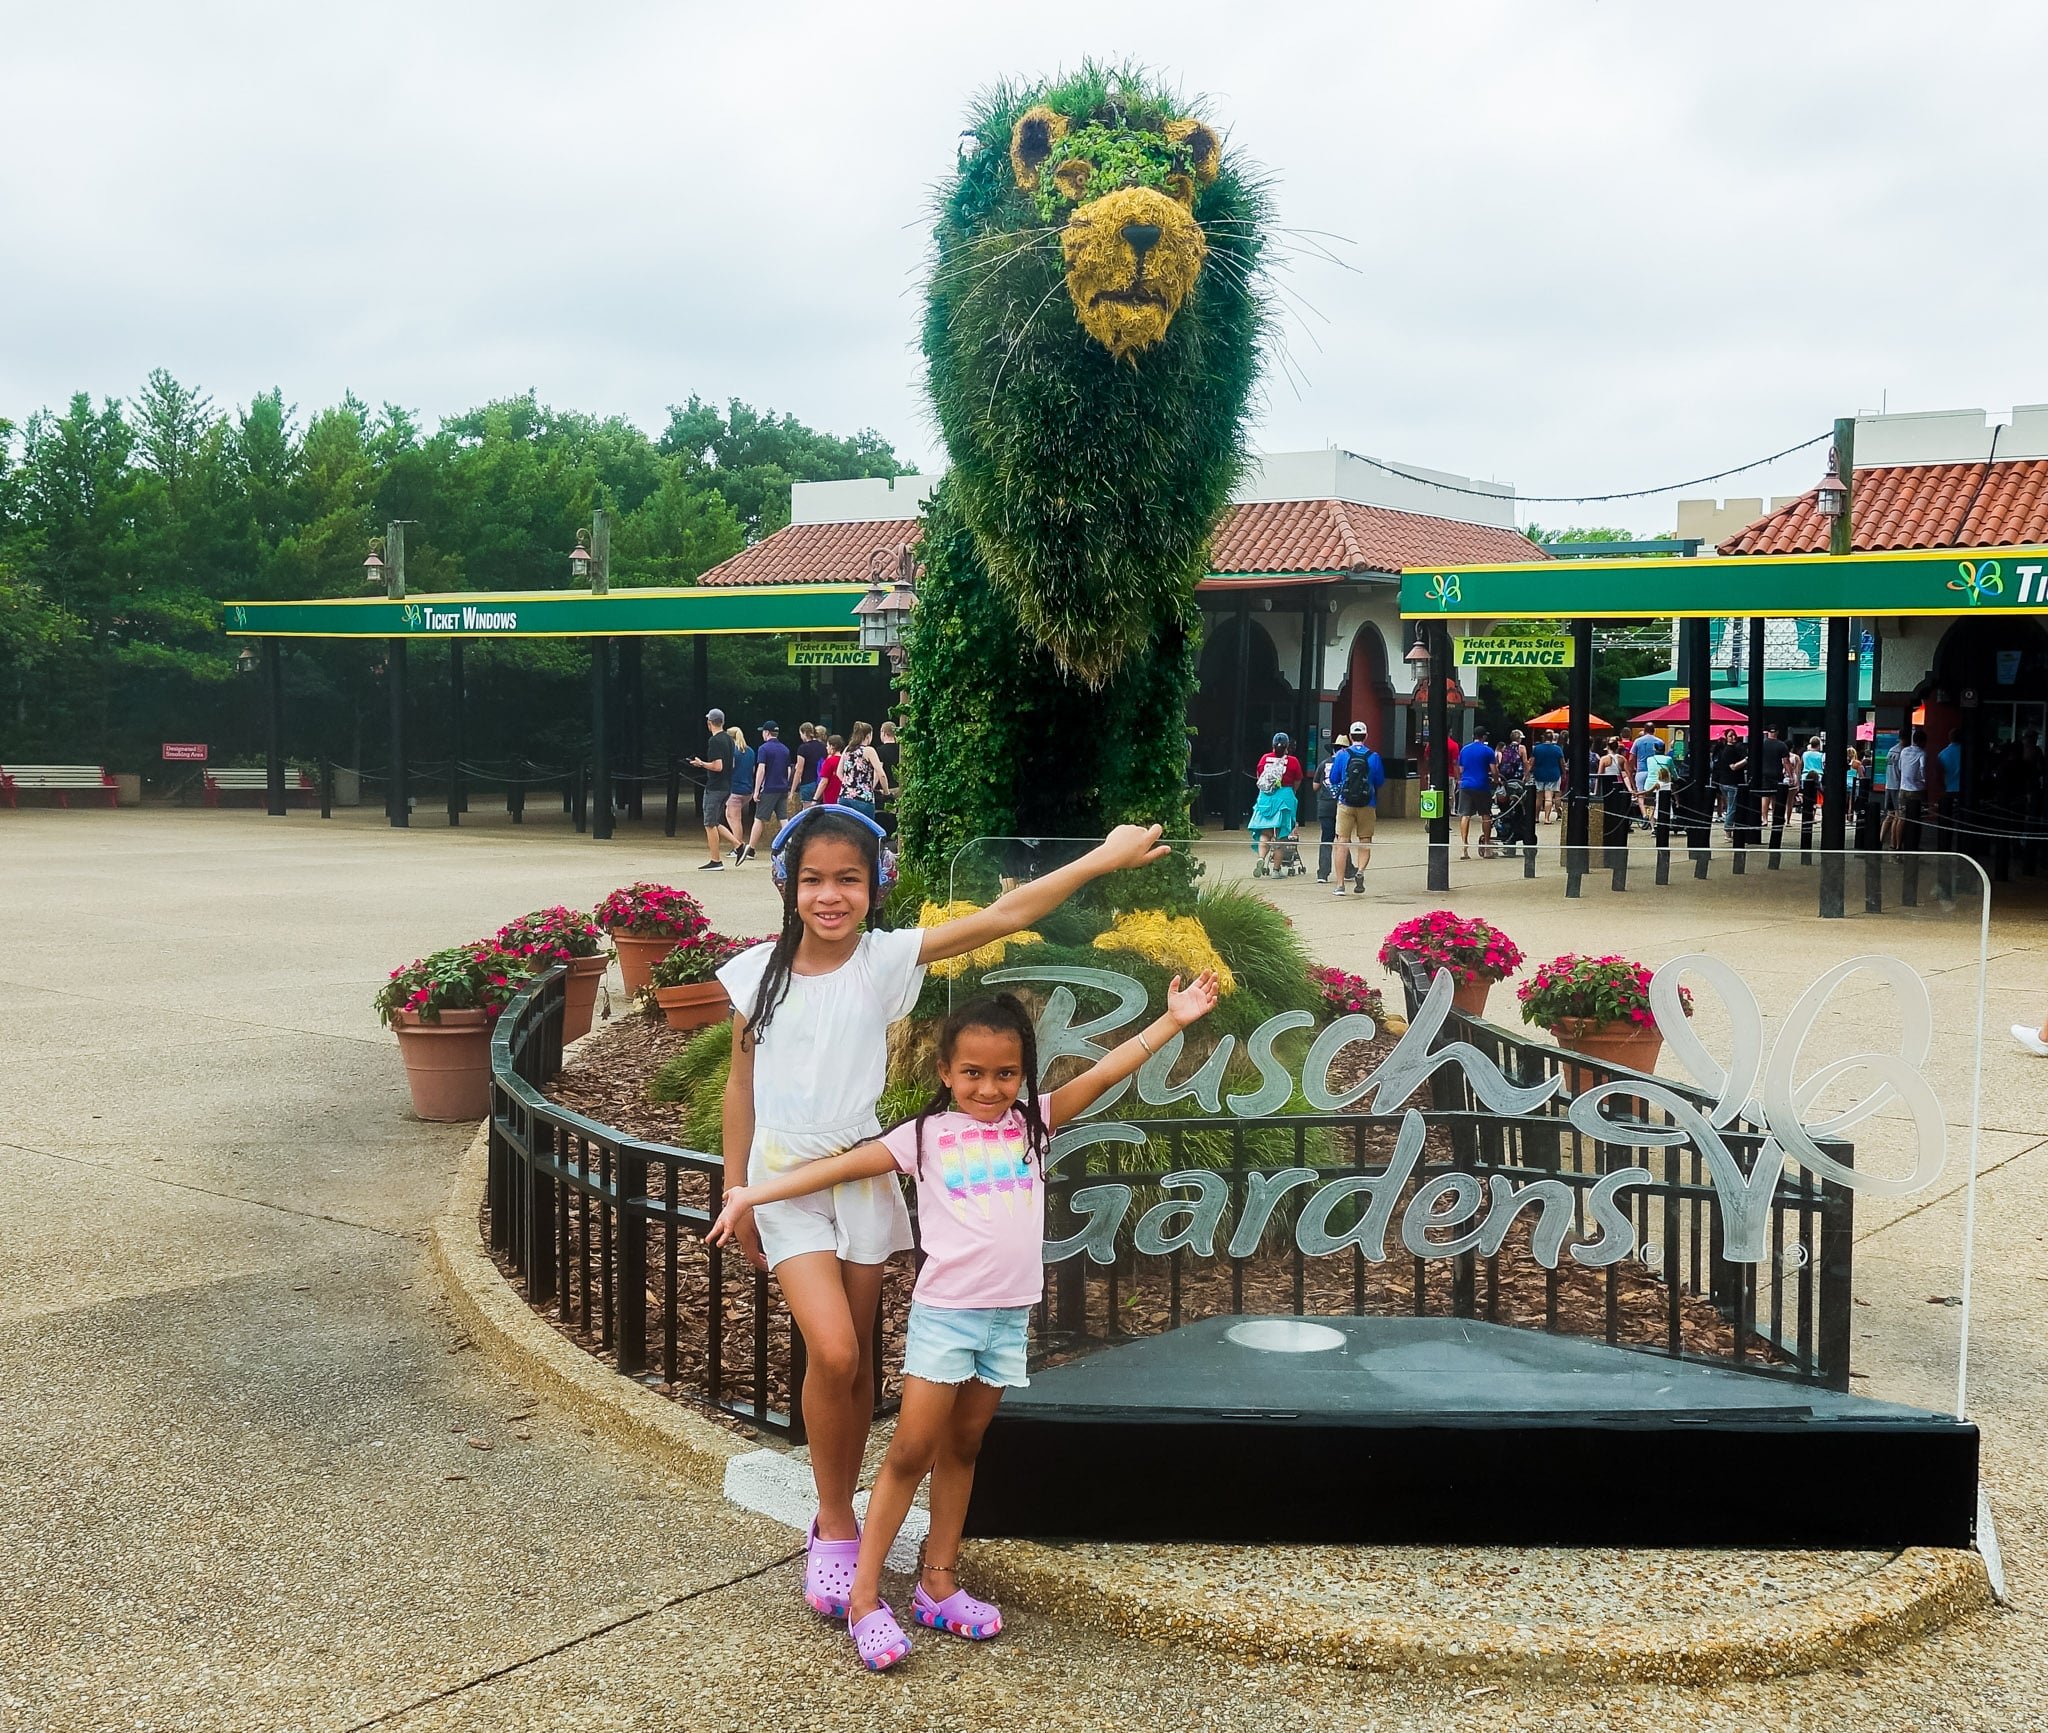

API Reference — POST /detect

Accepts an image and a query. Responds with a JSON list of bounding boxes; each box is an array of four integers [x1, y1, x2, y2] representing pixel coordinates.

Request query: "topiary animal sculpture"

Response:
[[899, 64, 1270, 875]]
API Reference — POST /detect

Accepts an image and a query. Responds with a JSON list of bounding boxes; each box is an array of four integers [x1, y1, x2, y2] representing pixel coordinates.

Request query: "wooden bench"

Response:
[[0, 765, 118, 809], [203, 767, 317, 807]]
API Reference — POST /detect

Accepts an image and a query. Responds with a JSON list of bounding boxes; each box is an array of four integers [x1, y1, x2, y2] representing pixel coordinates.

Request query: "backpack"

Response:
[[1341, 747, 1377, 806]]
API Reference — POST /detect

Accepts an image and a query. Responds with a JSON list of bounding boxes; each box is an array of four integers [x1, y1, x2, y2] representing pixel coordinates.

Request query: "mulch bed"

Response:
[[496, 1013, 1768, 1434]]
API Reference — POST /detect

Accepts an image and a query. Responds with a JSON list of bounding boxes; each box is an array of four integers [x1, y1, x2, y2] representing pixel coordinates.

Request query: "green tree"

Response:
[[659, 396, 913, 539]]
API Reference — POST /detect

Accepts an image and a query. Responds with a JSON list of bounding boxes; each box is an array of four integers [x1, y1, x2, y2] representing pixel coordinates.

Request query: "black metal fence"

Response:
[[488, 965, 864, 1441], [486, 958, 1855, 1444]]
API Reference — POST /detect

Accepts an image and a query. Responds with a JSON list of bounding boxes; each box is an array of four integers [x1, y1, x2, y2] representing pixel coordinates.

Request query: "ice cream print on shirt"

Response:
[[932, 1121, 1036, 1220]]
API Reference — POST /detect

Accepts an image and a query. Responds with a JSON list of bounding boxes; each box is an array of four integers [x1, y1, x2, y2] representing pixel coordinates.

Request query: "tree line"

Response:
[[0, 374, 911, 772]]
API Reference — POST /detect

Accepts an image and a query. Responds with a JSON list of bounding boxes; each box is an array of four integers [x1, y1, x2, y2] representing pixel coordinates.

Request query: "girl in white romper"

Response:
[[715, 808, 1171, 1618]]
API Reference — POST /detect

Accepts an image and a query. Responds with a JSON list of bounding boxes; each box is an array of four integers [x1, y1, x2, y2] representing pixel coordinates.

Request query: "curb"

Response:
[[956, 1539, 1990, 1686], [428, 1125, 751, 1484], [429, 1126, 1992, 1683]]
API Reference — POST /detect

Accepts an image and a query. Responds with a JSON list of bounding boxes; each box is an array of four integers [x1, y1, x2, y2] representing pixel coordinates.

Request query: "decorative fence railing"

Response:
[[487, 965, 890, 1442], [485, 954, 1856, 1444]]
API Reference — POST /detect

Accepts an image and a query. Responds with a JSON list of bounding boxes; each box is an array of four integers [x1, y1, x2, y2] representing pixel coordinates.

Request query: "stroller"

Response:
[[1248, 762, 1307, 877], [1482, 780, 1532, 858]]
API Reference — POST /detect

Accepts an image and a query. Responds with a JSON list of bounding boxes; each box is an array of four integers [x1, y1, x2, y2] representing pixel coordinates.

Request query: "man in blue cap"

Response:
[[743, 719, 796, 863]]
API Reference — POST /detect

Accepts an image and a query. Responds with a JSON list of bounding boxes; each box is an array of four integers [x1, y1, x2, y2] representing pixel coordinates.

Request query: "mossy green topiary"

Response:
[[901, 62, 1271, 873]]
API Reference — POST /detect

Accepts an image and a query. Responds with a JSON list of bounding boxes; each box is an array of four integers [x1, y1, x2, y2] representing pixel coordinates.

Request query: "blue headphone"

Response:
[[769, 804, 897, 888]]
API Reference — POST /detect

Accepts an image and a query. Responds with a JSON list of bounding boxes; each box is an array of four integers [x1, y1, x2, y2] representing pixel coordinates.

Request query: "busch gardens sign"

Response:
[[988, 958, 1947, 1274]]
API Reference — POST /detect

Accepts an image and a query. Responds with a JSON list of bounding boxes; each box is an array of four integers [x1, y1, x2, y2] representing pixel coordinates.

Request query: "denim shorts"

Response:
[[902, 1302, 1031, 1389]]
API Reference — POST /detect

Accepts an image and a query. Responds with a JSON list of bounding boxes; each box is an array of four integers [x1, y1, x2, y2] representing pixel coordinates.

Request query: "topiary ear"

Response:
[[1165, 117, 1220, 185], [1009, 105, 1069, 190]]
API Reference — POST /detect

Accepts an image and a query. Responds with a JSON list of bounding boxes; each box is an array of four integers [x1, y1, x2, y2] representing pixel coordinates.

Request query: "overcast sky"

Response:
[[7, 0, 2044, 536]]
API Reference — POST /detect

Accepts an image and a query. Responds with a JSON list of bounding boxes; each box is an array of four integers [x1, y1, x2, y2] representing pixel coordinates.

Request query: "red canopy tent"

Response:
[[1628, 700, 1746, 726]]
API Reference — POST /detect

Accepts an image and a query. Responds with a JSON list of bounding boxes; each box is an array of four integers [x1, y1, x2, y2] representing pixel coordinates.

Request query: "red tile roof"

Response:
[[1208, 498, 1541, 576], [1719, 459, 2048, 555], [696, 519, 922, 588], [698, 497, 1543, 588]]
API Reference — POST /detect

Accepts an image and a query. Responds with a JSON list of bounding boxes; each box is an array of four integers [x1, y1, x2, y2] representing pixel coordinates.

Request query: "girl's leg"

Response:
[[775, 1253, 886, 1542], [847, 1376, 957, 1620], [919, 1378, 1004, 1603]]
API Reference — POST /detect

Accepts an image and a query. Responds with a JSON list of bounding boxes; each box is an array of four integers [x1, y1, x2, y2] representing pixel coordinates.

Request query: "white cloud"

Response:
[[4, 0, 2044, 535]]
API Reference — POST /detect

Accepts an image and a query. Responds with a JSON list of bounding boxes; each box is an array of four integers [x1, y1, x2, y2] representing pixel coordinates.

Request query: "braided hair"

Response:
[[742, 809, 887, 1049], [903, 993, 1050, 1178]]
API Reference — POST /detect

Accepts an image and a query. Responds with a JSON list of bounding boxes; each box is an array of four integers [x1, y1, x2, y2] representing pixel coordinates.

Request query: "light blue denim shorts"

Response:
[[902, 1302, 1031, 1389]]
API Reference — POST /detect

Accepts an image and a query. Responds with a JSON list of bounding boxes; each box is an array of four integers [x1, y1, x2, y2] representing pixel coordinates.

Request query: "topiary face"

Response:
[[922, 64, 1270, 685], [1008, 102, 1220, 360]]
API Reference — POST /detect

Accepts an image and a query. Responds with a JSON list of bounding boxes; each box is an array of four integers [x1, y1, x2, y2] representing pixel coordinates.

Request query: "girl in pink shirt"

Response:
[[710, 970, 1219, 1671]]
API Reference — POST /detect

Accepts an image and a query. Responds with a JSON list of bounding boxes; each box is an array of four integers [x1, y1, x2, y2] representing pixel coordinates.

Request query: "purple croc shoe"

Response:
[[912, 1579, 1002, 1640], [850, 1602, 912, 1672], [804, 1519, 861, 1619]]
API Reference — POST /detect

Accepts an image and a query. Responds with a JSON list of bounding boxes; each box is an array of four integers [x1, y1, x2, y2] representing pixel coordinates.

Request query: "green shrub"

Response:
[[648, 1022, 735, 1155], [1194, 881, 1323, 1015]]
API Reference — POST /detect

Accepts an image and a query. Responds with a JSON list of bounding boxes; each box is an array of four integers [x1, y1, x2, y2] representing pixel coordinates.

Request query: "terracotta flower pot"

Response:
[[654, 980, 733, 1032], [1451, 976, 1495, 1018], [1549, 1016, 1665, 1094], [611, 931, 682, 997], [392, 1007, 495, 1122], [561, 952, 611, 1043]]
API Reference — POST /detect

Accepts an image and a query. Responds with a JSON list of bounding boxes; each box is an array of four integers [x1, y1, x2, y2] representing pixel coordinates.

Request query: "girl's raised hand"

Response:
[[1092, 823, 1171, 874], [1165, 969, 1221, 1028]]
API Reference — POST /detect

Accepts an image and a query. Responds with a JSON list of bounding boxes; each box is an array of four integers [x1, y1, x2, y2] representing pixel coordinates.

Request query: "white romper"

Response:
[[715, 927, 926, 1268]]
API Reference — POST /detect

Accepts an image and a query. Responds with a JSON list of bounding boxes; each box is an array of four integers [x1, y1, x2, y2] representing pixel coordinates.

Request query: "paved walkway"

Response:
[[4, 806, 2044, 1730]]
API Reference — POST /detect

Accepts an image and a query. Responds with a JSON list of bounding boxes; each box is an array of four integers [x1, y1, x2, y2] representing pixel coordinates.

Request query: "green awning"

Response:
[[222, 584, 870, 639], [1616, 665, 1876, 711], [1402, 546, 2048, 619]]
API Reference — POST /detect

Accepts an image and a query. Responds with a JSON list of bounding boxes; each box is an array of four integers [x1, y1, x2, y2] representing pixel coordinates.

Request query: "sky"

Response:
[[5, 0, 2045, 537]]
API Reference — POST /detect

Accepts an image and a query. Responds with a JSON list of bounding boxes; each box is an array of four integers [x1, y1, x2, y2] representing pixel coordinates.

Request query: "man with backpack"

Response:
[[1329, 721, 1385, 895]]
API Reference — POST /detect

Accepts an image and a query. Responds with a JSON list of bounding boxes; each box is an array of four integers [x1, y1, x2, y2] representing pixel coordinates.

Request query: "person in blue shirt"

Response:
[[743, 720, 797, 862], [1456, 728, 1497, 860], [1529, 731, 1565, 825], [1937, 733, 1962, 803], [1328, 721, 1384, 894]]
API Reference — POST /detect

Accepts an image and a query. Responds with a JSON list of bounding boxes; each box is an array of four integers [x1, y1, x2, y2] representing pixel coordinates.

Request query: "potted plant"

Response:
[[497, 905, 612, 1042], [595, 882, 709, 996], [1377, 911, 1522, 1017], [646, 932, 757, 1031], [1310, 964, 1385, 1023], [1516, 952, 1692, 1087], [374, 943, 532, 1121]]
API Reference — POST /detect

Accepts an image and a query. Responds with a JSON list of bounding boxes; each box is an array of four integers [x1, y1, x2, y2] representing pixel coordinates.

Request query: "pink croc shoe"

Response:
[[804, 1519, 861, 1618], [849, 1602, 912, 1672], [912, 1581, 1002, 1640]]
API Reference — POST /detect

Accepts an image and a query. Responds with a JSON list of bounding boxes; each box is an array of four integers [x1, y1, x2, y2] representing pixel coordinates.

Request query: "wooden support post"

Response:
[[447, 639, 465, 827], [591, 637, 612, 841], [1565, 619, 1593, 896], [1426, 623, 1451, 892], [263, 638, 286, 816], [387, 638, 409, 828]]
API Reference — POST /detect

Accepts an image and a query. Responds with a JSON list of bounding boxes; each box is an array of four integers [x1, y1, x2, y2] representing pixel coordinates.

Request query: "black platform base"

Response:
[[966, 1316, 1978, 1549]]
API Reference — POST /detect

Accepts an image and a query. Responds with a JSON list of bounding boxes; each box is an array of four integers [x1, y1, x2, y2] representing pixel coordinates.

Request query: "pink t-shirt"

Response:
[[879, 1106, 1049, 1310]]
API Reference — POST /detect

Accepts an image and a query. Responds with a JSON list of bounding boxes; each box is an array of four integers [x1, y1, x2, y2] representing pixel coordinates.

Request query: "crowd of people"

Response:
[[689, 709, 902, 871]]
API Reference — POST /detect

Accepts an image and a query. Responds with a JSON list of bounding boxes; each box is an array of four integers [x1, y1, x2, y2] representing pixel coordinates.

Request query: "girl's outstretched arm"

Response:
[[705, 1139, 899, 1246], [1047, 970, 1221, 1126], [919, 823, 1172, 966]]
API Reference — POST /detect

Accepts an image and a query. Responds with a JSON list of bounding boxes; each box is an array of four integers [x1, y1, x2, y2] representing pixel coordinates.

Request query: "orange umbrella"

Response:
[[1526, 705, 1611, 731]]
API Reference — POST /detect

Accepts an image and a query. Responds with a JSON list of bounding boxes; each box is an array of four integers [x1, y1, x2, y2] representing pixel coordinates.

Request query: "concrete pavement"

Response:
[[3, 805, 2045, 1730]]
